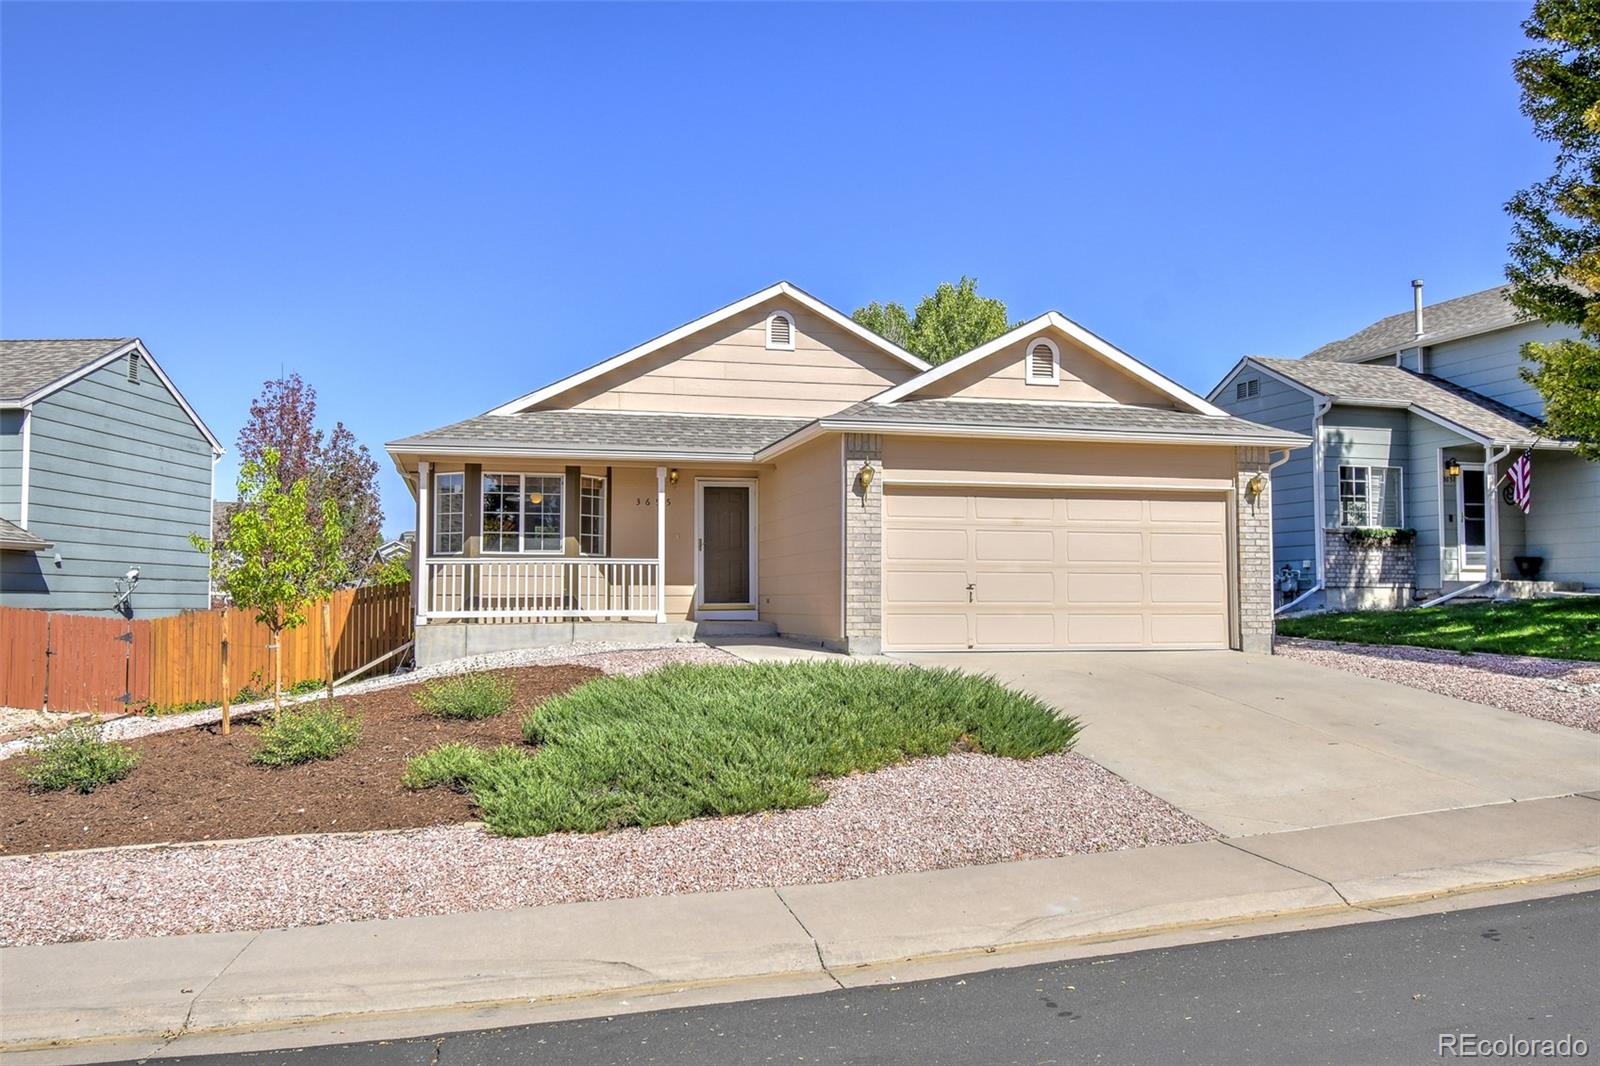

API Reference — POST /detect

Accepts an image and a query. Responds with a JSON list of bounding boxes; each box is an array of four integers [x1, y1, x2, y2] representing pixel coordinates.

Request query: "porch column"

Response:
[[656, 466, 668, 623], [415, 460, 431, 627], [1485, 446, 1500, 582]]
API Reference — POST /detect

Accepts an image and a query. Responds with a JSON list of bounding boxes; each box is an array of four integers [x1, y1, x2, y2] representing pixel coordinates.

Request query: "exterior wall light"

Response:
[[1443, 458, 1462, 480], [857, 464, 875, 492], [668, 468, 680, 487], [1246, 473, 1266, 499]]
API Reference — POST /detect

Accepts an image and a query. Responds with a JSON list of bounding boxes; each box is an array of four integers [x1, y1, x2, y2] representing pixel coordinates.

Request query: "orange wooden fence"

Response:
[[0, 583, 412, 713]]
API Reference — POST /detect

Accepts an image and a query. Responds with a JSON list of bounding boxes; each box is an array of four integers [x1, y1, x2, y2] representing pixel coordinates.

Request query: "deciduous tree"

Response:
[[852, 277, 1018, 365]]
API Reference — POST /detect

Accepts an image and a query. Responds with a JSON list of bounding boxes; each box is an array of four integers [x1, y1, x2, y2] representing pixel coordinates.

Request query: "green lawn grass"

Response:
[[405, 660, 1078, 837], [1276, 595, 1600, 661]]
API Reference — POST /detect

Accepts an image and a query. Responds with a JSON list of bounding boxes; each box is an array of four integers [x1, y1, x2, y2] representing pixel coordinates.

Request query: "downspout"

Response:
[[1283, 394, 1335, 615]]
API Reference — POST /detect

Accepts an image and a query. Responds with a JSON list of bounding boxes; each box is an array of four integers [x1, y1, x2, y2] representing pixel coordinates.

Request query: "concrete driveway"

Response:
[[900, 651, 1600, 836]]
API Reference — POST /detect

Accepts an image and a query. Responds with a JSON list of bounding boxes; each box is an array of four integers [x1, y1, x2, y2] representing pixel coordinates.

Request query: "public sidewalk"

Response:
[[4, 793, 1597, 1064]]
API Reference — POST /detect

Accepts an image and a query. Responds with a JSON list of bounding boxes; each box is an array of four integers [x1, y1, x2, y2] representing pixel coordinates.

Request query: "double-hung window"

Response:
[[433, 473, 464, 554], [1337, 465, 1402, 528], [483, 473, 564, 552], [579, 476, 606, 556]]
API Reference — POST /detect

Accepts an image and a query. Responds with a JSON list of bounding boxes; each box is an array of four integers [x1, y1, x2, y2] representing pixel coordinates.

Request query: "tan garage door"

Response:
[[883, 487, 1232, 651]]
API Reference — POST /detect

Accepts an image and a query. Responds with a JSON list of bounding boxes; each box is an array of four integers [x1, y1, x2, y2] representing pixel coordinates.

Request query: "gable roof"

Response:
[[869, 312, 1228, 415], [1242, 356, 1551, 446], [0, 337, 224, 453], [1303, 285, 1524, 363], [388, 410, 812, 462], [485, 282, 931, 416]]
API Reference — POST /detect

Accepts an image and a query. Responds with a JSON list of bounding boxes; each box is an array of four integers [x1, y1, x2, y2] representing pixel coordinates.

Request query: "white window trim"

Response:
[[1336, 463, 1403, 529], [482, 471, 566, 554], [765, 310, 796, 351], [432, 471, 466, 556], [1024, 337, 1061, 386], [579, 474, 607, 557]]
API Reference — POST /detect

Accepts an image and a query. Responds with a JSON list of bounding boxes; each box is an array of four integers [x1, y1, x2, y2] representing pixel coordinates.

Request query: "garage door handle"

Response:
[[966, 583, 975, 603]]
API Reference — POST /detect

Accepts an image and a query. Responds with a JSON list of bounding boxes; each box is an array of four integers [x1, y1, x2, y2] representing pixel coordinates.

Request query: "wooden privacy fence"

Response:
[[0, 582, 412, 713]]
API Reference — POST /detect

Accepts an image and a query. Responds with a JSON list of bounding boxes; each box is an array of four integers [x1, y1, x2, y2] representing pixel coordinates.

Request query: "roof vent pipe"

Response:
[[1411, 279, 1425, 339]]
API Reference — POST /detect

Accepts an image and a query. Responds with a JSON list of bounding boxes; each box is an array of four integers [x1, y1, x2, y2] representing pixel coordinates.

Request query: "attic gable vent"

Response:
[[765, 311, 795, 351], [1024, 338, 1060, 385], [1235, 378, 1259, 400], [127, 351, 141, 384]]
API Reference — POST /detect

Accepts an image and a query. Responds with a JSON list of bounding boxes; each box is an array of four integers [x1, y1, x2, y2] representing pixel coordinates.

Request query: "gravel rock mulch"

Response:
[[0, 750, 1214, 946], [0, 641, 735, 762], [1276, 638, 1600, 733]]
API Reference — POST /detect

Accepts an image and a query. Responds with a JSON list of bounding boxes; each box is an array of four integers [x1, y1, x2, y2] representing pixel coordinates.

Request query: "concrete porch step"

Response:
[[693, 620, 779, 638]]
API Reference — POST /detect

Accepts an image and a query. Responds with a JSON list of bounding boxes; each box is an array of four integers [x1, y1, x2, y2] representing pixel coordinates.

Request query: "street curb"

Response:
[[5, 861, 1598, 1058]]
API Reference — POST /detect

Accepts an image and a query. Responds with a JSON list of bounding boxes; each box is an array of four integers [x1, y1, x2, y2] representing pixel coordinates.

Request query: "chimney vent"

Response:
[[1411, 279, 1425, 339]]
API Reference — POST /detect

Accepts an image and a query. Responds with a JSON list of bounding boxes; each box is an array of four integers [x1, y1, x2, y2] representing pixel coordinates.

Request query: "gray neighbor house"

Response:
[[0, 339, 222, 618], [1211, 283, 1598, 611]]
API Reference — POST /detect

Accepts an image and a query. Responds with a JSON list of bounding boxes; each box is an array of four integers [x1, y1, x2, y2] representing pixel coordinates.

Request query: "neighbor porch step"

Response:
[[693, 620, 779, 638]]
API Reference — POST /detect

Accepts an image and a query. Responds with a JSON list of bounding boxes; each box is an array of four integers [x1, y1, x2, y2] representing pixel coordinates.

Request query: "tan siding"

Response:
[[543, 296, 916, 417], [917, 328, 1175, 406], [883, 436, 1236, 491], [758, 435, 843, 642]]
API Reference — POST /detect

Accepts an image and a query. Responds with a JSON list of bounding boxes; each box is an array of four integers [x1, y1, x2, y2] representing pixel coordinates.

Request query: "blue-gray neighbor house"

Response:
[[1210, 283, 1598, 611], [0, 338, 222, 617]]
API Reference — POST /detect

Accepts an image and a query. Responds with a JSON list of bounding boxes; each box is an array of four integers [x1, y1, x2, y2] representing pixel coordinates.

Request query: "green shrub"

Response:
[[415, 673, 515, 720], [407, 661, 1078, 837], [252, 703, 361, 767], [17, 726, 140, 793]]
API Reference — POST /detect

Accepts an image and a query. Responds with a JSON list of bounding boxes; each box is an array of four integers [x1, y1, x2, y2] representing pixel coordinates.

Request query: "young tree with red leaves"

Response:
[[230, 373, 384, 582]]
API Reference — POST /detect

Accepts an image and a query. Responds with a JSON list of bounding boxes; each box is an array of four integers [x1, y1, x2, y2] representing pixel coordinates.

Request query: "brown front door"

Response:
[[702, 485, 751, 605]]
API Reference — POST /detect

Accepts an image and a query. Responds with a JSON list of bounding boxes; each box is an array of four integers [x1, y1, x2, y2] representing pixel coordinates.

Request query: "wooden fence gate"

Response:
[[0, 583, 412, 714]]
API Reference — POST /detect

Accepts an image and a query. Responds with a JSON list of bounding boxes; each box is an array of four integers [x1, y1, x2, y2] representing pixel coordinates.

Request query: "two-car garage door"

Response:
[[883, 487, 1232, 651]]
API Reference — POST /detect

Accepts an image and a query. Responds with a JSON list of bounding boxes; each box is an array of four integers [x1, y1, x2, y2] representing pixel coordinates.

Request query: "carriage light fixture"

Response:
[[857, 464, 875, 492], [1246, 473, 1266, 498], [1444, 458, 1462, 480], [668, 468, 680, 487]]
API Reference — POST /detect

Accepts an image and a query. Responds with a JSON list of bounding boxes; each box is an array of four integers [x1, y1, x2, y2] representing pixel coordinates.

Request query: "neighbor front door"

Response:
[[1458, 467, 1487, 573], [700, 484, 752, 607]]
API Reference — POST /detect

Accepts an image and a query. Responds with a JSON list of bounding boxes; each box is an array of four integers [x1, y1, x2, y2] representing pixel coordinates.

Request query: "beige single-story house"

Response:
[[386, 283, 1308, 665]]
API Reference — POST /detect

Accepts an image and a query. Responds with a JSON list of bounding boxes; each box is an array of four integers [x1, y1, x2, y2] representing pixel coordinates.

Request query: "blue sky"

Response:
[[2, 2, 1546, 536]]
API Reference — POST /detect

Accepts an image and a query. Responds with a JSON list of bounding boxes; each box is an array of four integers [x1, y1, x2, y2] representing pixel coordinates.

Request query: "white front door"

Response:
[[1456, 466, 1487, 574]]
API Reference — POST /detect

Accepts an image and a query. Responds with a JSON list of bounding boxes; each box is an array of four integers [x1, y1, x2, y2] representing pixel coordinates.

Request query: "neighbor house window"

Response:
[[1025, 338, 1060, 385], [1337, 465, 1402, 527], [433, 472, 464, 555], [1235, 378, 1259, 400], [483, 473, 563, 552], [579, 476, 606, 556], [765, 310, 795, 351]]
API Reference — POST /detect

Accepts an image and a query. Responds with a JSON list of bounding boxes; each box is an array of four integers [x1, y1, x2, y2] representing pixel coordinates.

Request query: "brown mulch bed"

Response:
[[0, 665, 600, 856]]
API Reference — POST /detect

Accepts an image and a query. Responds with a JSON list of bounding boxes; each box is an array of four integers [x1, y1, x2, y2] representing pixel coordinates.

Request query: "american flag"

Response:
[[1508, 447, 1534, 514]]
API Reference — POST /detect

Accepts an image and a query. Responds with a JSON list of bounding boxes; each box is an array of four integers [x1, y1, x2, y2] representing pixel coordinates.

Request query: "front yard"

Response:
[[1276, 595, 1600, 661], [0, 651, 1211, 945]]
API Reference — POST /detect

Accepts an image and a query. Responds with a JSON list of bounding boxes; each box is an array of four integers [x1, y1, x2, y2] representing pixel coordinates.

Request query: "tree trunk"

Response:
[[322, 597, 334, 707], [272, 627, 283, 720]]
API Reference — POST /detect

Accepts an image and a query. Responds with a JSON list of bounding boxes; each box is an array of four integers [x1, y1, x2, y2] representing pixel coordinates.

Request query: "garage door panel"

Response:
[[883, 612, 968, 649], [1064, 613, 1147, 646], [1065, 531, 1144, 563], [1066, 497, 1143, 522], [1150, 613, 1228, 646], [975, 529, 1054, 562], [1066, 571, 1145, 604], [884, 486, 1231, 652], [1151, 572, 1226, 604], [974, 613, 1055, 647], [885, 568, 969, 605], [974, 570, 1054, 604], [1149, 532, 1225, 564], [886, 528, 967, 562]]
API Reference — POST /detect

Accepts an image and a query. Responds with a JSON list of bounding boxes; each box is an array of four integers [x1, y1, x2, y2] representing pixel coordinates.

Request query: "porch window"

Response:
[[434, 472, 464, 554], [1338, 464, 1402, 527], [579, 475, 606, 555], [483, 472, 564, 553]]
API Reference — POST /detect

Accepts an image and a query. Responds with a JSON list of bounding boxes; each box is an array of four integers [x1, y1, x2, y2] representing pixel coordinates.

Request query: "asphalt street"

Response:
[[138, 889, 1600, 1066]]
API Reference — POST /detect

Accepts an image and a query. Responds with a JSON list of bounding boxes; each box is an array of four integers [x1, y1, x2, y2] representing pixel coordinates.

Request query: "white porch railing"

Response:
[[423, 557, 662, 621]]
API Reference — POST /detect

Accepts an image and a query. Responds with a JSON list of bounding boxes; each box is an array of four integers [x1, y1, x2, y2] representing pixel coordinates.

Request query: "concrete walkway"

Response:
[[5, 794, 1597, 1061], [902, 650, 1600, 836]]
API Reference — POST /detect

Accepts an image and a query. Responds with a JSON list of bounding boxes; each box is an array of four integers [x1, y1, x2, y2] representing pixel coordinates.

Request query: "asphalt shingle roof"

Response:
[[1302, 286, 1521, 363], [0, 516, 52, 552], [0, 339, 131, 405], [387, 410, 813, 458], [1251, 357, 1546, 444], [823, 399, 1306, 443]]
